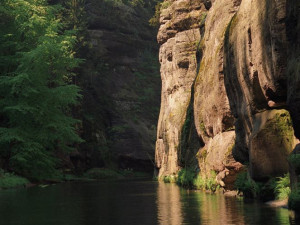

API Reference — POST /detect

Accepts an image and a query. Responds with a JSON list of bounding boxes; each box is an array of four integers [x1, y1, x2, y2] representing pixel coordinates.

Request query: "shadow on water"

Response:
[[0, 180, 297, 225]]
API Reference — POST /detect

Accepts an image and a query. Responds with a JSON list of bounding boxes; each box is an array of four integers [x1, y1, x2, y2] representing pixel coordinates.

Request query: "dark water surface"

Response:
[[0, 179, 297, 225]]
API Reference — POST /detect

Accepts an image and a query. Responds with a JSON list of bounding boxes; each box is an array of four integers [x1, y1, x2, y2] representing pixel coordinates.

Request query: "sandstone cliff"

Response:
[[74, 0, 161, 171], [155, 0, 299, 187]]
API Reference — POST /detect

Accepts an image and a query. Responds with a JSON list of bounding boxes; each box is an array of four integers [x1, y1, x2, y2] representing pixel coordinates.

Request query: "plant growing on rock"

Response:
[[235, 171, 261, 198], [176, 168, 195, 188], [288, 154, 300, 173], [274, 174, 291, 200]]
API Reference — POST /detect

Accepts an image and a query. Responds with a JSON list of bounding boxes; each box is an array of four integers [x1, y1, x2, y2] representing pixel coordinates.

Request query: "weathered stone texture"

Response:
[[156, 0, 299, 184], [156, 0, 207, 177], [155, 0, 243, 186], [224, 0, 297, 180]]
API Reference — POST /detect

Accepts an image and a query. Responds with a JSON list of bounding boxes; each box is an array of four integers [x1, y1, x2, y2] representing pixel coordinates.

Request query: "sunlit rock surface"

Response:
[[155, 0, 299, 184]]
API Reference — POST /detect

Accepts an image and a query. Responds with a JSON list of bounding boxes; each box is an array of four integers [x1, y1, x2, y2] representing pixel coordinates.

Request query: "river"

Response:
[[0, 179, 297, 225]]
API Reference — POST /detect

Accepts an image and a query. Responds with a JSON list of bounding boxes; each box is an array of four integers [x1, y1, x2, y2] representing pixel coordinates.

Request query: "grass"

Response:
[[0, 170, 29, 189], [164, 168, 220, 192]]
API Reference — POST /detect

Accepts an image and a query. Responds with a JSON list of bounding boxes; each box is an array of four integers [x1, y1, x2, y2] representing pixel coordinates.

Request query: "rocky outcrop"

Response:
[[155, 0, 299, 185], [155, 0, 207, 177], [286, 0, 300, 197], [155, 0, 243, 188], [223, 0, 298, 180], [193, 0, 243, 185], [286, 0, 300, 139]]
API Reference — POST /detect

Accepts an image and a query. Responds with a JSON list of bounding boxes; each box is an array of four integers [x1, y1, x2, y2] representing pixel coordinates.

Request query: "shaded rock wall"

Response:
[[223, 0, 297, 180], [75, 0, 161, 171], [286, 0, 300, 139], [155, 0, 299, 184]]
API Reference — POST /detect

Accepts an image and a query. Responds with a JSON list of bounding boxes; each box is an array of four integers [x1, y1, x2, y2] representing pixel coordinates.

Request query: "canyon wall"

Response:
[[155, 0, 299, 186], [73, 0, 161, 172]]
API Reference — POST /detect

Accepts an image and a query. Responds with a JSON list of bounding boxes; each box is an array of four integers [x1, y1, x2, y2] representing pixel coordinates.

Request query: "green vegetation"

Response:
[[199, 13, 207, 27], [235, 171, 291, 201], [84, 168, 124, 179], [192, 171, 219, 192], [179, 102, 193, 165], [163, 175, 176, 183], [289, 187, 300, 211], [193, 174, 206, 189], [149, 0, 171, 27], [163, 168, 220, 192], [0, 170, 29, 189], [0, 0, 83, 181], [288, 154, 300, 172], [235, 171, 263, 198], [274, 174, 291, 200], [177, 168, 196, 188]]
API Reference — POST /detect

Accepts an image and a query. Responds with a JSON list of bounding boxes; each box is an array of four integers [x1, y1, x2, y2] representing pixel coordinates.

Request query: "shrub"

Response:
[[205, 171, 219, 192], [288, 154, 300, 173], [289, 189, 300, 211], [193, 174, 205, 190], [235, 171, 261, 198], [176, 169, 219, 192], [176, 168, 195, 188], [149, 0, 171, 27], [0, 170, 29, 189]]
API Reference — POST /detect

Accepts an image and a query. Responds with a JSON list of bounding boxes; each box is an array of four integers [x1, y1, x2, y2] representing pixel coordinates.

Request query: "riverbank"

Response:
[[0, 168, 152, 190], [160, 168, 296, 211]]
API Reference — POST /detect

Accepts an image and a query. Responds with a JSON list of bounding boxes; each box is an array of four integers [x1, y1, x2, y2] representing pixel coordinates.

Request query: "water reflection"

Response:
[[157, 182, 183, 225], [0, 180, 296, 225], [156, 183, 293, 225], [198, 193, 245, 225]]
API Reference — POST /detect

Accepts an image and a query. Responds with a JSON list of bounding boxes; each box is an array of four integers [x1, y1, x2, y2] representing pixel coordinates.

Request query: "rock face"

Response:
[[155, 0, 207, 177], [193, 0, 243, 184], [155, 0, 299, 185], [155, 0, 243, 187], [75, 0, 161, 171], [286, 0, 300, 194], [223, 0, 297, 180], [286, 0, 300, 139]]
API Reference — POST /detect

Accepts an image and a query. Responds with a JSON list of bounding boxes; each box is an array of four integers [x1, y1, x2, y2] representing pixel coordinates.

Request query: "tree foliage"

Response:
[[0, 0, 83, 180]]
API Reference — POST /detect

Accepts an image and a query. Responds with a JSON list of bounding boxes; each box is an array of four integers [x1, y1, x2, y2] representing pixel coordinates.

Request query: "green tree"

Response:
[[0, 0, 83, 180]]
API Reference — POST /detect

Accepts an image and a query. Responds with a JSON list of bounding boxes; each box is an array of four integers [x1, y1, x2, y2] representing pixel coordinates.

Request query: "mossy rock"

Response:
[[250, 110, 295, 180]]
